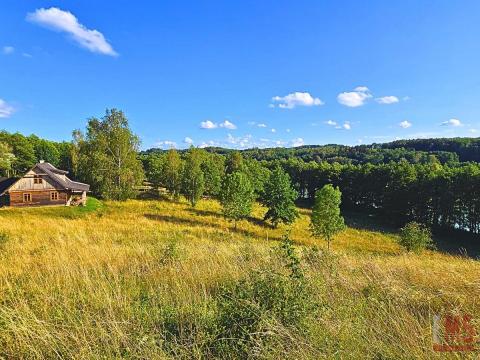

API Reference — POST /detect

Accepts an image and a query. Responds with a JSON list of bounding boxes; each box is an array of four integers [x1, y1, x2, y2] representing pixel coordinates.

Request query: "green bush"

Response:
[[398, 222, 433, 253]]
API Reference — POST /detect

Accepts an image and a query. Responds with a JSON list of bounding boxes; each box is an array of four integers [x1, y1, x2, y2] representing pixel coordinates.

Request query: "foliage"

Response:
[[0, 142, 15, 175], [182, 147, 205, 207], [201, 153, 225, 197], [261, 166, 299, 227], [219, 171, 254, 228], [398, 222, 434, 253], [310, 184, 346, 250], [225, 151, 243, 174], [163, 149, 183, 200], [76, 109, 145, 200]]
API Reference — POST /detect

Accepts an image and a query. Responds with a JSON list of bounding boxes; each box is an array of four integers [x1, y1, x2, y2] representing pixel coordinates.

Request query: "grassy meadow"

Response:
[[0, 198, 479, 358]]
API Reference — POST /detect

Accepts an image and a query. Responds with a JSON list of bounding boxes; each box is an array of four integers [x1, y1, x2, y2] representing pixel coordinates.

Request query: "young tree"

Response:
[[182, 147, 205, 207], [261, 166, 299, 227], [398, 222, 433, 253], [163, 149, 183, 200], [77, 109, 144, 200], [310, 184, 345, 250], [220, 172, 254, 229]]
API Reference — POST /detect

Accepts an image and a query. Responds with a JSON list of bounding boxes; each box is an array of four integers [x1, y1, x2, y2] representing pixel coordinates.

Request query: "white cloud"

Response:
[[376, 96, 399, 104], [219, 120, 237, 130], [156, 140, 177, 149], [469, 129, 478, 134], [325, 120, 337, 126], [22, 52, 33, 58], [26, 7, 118, 56], [2, 46, 14, 55], [271, 92, 324, 109], [226, 133, 252, 148], [257, 123, 267, 128], [271, 128, 276, 133], [286, 129, 291, 133], [337, 86, 372, 107], [184, 137, 194, 145], [399, 120, 412, 129], [291, 138, 305, 147], [342, 122, 351, 130], [441, 118, 462, 127], [200, 120, 217, 129], [0, 99, 15, 118]]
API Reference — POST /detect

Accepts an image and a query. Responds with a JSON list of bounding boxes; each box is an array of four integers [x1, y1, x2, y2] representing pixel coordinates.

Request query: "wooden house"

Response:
[[0, 161, 90, 207]]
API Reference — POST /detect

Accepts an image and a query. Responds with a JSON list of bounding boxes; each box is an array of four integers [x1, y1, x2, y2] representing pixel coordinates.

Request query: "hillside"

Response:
[[0, 199, 478, 358]]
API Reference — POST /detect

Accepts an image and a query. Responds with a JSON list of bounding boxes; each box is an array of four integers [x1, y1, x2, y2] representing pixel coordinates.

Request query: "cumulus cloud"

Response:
[[441, 118, 462, 127], [271, 92, 324, 109], [257, 123, 267, 128], [200, 120, 217, 129], [26, 7, 118, 56], [184, 137, 194, 145], [0, 99, 15, 118], [399, 120, 412, 129], [325, 120, 337, 126], [2, 46, 14, 55], [156, 140, 177, 149], [337, 86, 372, 107], [376, 96, 399, 104], [342, 122, 351, 130], [291, 138, 305, 147], [219, 120, 237, 130], [271, 128, 276, 133]]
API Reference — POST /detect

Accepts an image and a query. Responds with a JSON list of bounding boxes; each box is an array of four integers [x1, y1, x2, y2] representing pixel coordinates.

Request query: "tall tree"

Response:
[[310, 184, 345, 250], [163, 149, 183, 200], [182, 147, 205, 207], [225, 151, 244, 174], [0, 142, 15, 176], [220, 172, 254, 229], [261, 166, 299, 227], [77, 109, 144, 200], [202, 153, 225, 197]]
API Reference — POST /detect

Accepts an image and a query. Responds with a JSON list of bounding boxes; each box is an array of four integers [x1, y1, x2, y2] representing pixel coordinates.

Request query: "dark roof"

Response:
[[0, 177, 18, 195], [36, 162, 90, 192]]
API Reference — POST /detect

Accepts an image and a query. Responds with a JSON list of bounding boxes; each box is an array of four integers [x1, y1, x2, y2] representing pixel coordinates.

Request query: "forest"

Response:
[[1, 109, 480, 236]]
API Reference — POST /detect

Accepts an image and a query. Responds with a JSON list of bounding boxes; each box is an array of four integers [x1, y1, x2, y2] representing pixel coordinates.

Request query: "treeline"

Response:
[[0, 132, 74, 176], [2, 109, 480, 236], [278, 159, 480, 233], [144, 140, 470, 165]]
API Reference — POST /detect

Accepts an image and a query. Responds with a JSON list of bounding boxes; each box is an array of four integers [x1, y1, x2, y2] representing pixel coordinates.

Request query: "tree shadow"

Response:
[[432, 230, 480, 259], [144, 213, 281, 241], [189, 208, 274, 229]]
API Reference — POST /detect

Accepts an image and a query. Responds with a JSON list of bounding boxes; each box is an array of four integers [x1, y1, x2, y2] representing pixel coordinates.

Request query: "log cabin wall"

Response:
[[9, 190, 67, 207]]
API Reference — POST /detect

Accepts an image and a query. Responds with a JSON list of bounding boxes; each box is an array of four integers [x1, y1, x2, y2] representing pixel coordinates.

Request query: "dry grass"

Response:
[[0, 198, 478, 359]]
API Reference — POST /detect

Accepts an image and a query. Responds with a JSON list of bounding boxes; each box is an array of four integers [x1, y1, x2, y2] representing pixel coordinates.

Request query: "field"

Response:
[[0, 198, 479, 359]]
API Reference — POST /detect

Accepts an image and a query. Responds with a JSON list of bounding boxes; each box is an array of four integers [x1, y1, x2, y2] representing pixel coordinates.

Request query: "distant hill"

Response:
[[144, 137, 480, 165]]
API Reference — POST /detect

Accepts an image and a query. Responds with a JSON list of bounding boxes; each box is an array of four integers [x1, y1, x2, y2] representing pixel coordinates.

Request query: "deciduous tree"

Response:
[[220, 172, 254, 229], [310, 184, 345, 250]]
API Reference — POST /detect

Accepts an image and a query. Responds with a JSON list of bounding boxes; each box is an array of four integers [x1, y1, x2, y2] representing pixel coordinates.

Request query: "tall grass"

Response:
[[0, 198, 478, 358]]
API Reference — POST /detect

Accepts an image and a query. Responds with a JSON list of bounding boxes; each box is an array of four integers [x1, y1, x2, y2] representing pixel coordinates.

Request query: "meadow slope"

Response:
[[0, 199, 478, 359]]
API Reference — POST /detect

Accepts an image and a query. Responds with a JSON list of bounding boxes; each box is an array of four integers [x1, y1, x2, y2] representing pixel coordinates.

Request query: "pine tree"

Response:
[[310, 184, 345, 250], [261, 166, 298, 227], [220, 172, 254, 229]]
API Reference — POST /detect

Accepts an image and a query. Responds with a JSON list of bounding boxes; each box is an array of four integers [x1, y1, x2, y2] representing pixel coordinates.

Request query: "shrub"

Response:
[[398, 222, 433, 253]]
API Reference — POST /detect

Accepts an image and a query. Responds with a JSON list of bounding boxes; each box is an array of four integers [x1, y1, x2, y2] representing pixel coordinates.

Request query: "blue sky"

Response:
[[1, 1, 480, 150]]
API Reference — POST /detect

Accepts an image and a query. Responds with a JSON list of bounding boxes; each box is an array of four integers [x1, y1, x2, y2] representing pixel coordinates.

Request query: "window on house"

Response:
[[33, 175, 43, 184], [23, 193, 32, 202], [50, 192, 59, 201]]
